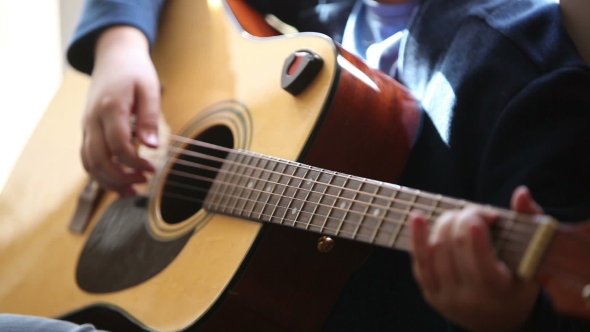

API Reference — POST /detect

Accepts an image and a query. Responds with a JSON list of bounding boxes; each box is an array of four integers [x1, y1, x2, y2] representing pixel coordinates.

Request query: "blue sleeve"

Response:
[[0, 314, 104, 332], [66, 0, 166, 74]]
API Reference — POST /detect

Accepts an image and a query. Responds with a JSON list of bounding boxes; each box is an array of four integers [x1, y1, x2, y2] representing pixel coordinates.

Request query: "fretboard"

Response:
[[203, 150, 539, 273]]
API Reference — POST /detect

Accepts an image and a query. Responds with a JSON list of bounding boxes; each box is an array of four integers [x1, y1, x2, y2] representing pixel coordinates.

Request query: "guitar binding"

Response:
[[146, 99, 253, 241]]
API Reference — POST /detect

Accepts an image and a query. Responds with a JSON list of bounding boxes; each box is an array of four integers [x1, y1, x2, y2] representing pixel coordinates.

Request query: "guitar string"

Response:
[[164, 140, 535, 226], [167, 135, 500, 217], [153, 171, 533, 252], [157, 135, 540, 236], [114, 132, 539, 254], [161, 177, 531, 252], [166, 135, 538, 222], [159, 160, 534, 248], [152, 136, 540, 242], [157, 183, 529, 254]]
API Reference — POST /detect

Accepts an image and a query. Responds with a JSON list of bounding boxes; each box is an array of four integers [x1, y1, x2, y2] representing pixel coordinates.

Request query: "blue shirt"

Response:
[[342, 0, 419, 76]]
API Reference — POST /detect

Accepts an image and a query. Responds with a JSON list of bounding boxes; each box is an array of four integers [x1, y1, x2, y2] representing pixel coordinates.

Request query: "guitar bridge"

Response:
[[68, 178, 104, 234]]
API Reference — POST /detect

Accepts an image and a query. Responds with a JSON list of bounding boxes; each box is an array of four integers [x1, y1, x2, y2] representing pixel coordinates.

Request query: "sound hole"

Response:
[[160, 125, 233, 224]]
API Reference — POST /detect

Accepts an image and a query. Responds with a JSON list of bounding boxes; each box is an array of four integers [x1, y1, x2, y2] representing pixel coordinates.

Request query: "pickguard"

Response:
[[76, 196, 192, 293]]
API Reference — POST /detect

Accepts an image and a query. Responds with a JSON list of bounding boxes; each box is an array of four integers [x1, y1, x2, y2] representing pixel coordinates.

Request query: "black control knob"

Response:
[[281, 50, 323, 95]]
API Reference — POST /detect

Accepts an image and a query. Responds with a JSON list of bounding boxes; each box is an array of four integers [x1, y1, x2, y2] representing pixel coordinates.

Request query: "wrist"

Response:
[[95, 26, 149, 61]]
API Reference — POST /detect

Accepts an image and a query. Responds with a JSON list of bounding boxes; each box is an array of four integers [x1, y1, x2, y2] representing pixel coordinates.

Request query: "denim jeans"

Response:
[[0, 314, 105, 332]]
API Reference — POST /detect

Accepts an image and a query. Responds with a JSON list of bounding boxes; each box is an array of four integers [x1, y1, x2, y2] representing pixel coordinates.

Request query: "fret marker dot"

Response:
[[265, 186, 271, 192], [373, 209, 381, 216], [583, 284, 590, 299], [247, 182, 253, 188], [291, 208, 297, 215], [306, 181, 311, 185], [339, 202, 347, 209]]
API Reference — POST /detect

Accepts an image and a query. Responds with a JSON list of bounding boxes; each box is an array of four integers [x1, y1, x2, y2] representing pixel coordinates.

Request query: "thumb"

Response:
[[134, 79, 161, 148], [510, 185, 544, 215]]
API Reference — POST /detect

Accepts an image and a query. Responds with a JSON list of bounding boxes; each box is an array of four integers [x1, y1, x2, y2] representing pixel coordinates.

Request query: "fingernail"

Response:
[[145, 132, 158, 147]]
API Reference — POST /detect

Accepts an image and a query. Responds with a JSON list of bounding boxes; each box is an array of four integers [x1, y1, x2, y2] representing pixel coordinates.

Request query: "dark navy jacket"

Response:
[[68, 0, 590, 330]]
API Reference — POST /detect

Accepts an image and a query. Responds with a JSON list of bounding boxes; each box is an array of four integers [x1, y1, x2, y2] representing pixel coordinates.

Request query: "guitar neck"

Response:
[[203, 150, 549, 275]]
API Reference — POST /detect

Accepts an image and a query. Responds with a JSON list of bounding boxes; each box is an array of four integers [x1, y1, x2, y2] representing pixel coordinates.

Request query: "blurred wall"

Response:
[[60, 0, 85, 67], [0, 0, 83, 191]]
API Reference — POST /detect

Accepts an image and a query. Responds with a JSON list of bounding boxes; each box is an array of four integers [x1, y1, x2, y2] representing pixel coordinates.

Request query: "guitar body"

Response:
[[0, 0, 418, 331]]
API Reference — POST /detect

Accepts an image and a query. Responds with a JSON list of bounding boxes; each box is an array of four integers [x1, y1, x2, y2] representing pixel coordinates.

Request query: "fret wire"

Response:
[[324, 175, 349, 236], [289, 166, 310, 227], [495, 212, 518, 256], [425, 194, 442, 221], [228, 153, 254, 215], [212, 155, 233, 209], [245, 157, 268, 218], [203, 159, 222, 210], [220, 154, 244, 212], [209, 153, 236, 211], [236, 155, 260, 215], [389, 189, 419, 248], [222, 152, 247, 214], [239, 154, 263, 217], [369, 185, 397, 244], [334, 175, 358, 236], [351, 179, 380, 241], [255, 158, 280, 221], [276, 163, 305, 226], [269, 161, 296, 225], [316, 170, 336, 233], [274, 163, 295, 225], [300, 167, 321, 230], [203, 174, 219, 210]]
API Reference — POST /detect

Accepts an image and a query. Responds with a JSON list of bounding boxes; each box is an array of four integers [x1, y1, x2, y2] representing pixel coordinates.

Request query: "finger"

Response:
[[84, 122, 147, 192], [510, 185, 544, 214], [430, 211, 462, 285], [465, 203, 498, 221], [134, 76, 160, 149], [470, 219, 512, 289], [452, 207, 498, 285], [101, 105, 155, 173], [83, 117, 139, 195], [80, 133, 91, 173], [409, 210, 439, 292]]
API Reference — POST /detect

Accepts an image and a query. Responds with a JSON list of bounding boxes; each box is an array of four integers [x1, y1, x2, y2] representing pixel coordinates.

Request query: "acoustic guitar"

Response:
[[0, 0, 589, 331]]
